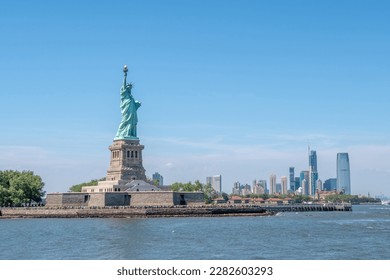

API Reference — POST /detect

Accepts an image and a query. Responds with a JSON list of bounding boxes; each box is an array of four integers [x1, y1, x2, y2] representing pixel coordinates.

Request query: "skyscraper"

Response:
[[337, 153, 351, 194], [206, 175, 222, 193], [269, 174, 276, 195], [289, 167, 295, 191], [276, 183, 282, 194], [258, 180, 268, 194], [301, 179, 307, 195], [316, 179, 323, 191], [294, 177, 300, 191], [309, 149, 318, 197], [281, 176, 288, 194], [232, 181, 241, 195], [310, 171, 318, 196], [300, 170, 309, 195], [252, 180, 265, 194]]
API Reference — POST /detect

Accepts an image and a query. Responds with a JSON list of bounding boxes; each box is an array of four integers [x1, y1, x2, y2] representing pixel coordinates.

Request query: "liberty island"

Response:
[[44, 66, 204, 208]]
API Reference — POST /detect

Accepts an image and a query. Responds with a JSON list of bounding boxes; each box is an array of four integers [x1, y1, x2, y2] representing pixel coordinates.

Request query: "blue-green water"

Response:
[[0, 205, 389, 260]]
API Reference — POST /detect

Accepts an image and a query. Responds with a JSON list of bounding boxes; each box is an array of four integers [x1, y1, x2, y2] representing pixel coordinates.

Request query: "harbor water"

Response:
[[0, 205, 389, 260]]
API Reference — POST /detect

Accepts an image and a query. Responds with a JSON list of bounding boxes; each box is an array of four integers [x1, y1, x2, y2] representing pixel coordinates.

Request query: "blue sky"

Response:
[[1, 0, 389, 196]]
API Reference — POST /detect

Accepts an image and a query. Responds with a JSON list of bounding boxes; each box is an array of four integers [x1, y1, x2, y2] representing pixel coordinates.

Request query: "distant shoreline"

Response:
[[0, 204, 352, 219]]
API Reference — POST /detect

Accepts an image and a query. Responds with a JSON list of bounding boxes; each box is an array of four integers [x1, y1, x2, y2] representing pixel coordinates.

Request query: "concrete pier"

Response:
[[263, 203, 352, 212]]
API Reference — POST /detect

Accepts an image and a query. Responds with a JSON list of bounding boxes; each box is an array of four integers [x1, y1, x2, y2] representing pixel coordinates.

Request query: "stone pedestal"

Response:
[[81, 139, 147, 193], [106, 139, 147, 182]]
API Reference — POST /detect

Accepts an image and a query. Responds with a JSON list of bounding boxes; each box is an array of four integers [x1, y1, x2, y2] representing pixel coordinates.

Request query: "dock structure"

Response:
[[263, 203, 352, 212]]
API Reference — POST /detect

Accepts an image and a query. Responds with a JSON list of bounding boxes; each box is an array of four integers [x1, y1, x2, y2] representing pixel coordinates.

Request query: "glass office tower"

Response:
[[309, 150, 318, 196], [289, 167, 295, 191], [337, 153, 351, 194]]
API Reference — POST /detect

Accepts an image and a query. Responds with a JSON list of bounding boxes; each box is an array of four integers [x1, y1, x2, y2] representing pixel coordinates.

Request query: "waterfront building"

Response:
[[281, 176, 288, 195], [206, 175, 222, 193], [323, 178, 337, 191], [289, 167, 295, 191], [337, 153, 351, 194], [152, 172, 164, 186], [269, 174, 276, 195]]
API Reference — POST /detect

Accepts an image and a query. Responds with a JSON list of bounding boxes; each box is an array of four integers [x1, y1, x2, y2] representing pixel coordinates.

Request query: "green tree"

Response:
[[324, 194, 380, 204], [325, 194, 354, 203], [170, 180, 217, 203], [0, 185, 10, 206], [0, 170, 45, 206], [221, 192, 229, 201]]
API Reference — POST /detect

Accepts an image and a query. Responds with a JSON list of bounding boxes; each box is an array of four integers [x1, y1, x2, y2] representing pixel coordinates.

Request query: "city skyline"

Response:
[[202, 149, 353, 197], [0, 1, 389, 197]]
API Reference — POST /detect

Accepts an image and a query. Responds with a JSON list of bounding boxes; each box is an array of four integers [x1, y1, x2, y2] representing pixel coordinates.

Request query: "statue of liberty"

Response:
[[114, 65, 141, 140]]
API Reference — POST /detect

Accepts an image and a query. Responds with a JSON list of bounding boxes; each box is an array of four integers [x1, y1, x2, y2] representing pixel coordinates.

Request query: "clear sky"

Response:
[[0, 0, 389, 197]]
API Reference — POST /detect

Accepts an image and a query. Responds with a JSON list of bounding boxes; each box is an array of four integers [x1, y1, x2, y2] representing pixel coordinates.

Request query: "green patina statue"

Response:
[[114, 65, 141, 140]]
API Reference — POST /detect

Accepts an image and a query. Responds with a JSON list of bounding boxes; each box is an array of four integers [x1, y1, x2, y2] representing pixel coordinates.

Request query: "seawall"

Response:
[[0, 204, 351, 219], [0, 206, 271, 218]]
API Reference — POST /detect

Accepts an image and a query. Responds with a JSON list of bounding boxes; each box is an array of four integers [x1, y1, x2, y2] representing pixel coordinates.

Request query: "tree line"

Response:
[[171, 180, 217, 203], [69, 178, 105, 192], [0, 170, 45, 207]]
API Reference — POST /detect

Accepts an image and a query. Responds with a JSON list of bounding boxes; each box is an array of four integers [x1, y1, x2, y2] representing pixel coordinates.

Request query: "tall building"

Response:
[[258, 180, 268, 194], [281, 176, 288, 194], [241, 184, 252, 196], [337, 153, 351, 194], [316, 179, 323, 191], [301, 179, 307, 195], [310, 171, 318, 196], [289, 167, 295, 191], [300, 171, 309, 195], [276, 183, 282, 194], [294, 177, 300, 191], [323, 178, 337, 191], [206, 175, 222, 193], [252, 180, 265, 194], [309, 149, 318, 197], [232, 181, 241, 195], [152, 172, 164, 186], [269, 174, 276, 195]]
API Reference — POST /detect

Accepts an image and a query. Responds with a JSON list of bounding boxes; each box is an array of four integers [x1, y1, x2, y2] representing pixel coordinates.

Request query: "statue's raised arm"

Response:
[[123, 65, 128, 88]]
